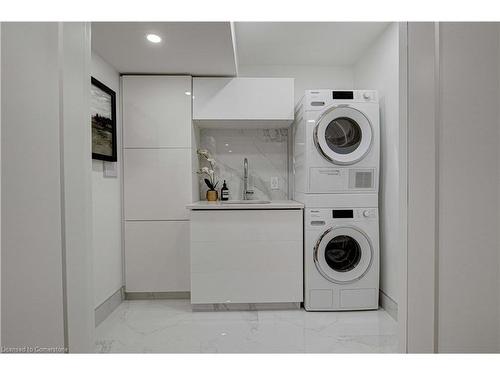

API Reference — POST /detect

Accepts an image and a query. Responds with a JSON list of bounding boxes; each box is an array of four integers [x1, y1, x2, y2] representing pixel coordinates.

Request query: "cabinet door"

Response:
[[125, 221, 190, 292], [123, 75, 192, 148], [190, 210, 303, 304], [124, 148, 191, 220], [193, 77, 294, 121]]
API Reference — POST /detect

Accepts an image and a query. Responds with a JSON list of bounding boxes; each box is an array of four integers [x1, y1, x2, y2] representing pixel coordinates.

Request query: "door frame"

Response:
[[398, 21, 439, 353], [397, 21, 409, 353]]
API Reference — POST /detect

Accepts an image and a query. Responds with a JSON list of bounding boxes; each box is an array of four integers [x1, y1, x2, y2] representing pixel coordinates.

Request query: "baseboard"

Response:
[[192, 302, 301, 312], [125, 291, 191, 300], [379, 290, 398, 321], [95, 286, 124, 327]]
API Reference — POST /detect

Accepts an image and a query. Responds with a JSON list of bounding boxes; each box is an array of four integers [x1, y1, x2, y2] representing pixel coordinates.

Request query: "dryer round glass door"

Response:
[[313, 226, 373, 284], [314, 106, 373, 165]]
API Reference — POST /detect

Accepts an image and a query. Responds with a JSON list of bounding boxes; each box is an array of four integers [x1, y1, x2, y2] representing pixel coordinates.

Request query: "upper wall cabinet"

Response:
[[193, 77, 294, 128], [122, 76, 192, 148]]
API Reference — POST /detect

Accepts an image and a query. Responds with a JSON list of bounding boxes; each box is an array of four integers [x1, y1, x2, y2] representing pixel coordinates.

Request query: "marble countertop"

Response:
[[187, 200, 304, 210]]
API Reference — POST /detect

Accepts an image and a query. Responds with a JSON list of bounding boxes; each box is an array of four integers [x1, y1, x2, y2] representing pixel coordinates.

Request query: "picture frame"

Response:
[[91, 77, 117, 162]]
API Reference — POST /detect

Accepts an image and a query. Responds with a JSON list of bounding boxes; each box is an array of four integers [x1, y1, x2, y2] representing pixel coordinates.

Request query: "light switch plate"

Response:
[[103, 161, 118, 177], [271, 176, 279, 190]]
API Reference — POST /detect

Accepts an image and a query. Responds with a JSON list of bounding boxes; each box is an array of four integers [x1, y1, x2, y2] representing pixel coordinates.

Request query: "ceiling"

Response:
[[234, 22, 390, 66], [91, 22, 390, 75], [91, 22, 238, 76]]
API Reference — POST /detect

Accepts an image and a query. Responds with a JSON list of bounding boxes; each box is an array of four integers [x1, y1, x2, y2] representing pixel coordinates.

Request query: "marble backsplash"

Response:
[[198, 128, 289, 201]]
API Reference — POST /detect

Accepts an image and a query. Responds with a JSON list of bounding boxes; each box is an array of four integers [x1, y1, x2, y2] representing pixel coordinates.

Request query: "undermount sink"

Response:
[[221, 200, 271, 204]]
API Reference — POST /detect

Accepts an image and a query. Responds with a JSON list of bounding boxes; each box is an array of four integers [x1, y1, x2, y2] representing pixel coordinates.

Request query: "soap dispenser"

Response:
[[220, 180, 229, 201]]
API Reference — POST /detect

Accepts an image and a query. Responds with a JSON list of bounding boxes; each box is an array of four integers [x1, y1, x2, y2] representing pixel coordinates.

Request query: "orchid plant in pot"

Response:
[[197, 149, 219, 201]]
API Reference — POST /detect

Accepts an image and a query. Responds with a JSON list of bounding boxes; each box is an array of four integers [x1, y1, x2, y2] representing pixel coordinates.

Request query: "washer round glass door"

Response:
[[314, 106, 373, 165], [314, 226, 372, 284]]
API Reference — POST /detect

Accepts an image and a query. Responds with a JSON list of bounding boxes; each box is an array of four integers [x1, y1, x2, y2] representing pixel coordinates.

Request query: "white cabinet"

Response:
[[125, 221, 190, 292], [122, 75, 194, 294], [124, 148, 192, 220], [193, 77, 294, 128], [123, 76, 192, 148], [190, 209, 303, 304]]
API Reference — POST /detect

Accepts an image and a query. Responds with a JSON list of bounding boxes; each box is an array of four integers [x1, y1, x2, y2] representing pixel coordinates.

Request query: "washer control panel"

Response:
[[307, 208, 377, 228]]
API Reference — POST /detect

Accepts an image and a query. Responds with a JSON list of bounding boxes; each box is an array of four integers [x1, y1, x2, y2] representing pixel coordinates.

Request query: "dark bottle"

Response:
[[220, 180, 229, 201]]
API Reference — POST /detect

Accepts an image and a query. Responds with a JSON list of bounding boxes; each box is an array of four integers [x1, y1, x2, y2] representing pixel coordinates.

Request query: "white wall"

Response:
[[238, 65, 354, 105], [353, 23, 400, 305], [0, 22, 3, 345], [404, 22, 500, 353], [405, 22, 438, 353], [437, 22, 499, 353], [60, 22, 94, 352], [1, 22, 94, 352], [2, 22, 66, 350], [91, 52, 123, 309]]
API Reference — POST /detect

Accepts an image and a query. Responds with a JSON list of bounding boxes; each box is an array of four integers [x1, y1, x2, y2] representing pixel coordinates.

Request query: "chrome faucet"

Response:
[[243, 158, 254, 200]]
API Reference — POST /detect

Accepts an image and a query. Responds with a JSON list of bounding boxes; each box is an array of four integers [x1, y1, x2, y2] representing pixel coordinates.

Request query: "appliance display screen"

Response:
[[332, 210, 354, 218], [332, 91, 354, 100]]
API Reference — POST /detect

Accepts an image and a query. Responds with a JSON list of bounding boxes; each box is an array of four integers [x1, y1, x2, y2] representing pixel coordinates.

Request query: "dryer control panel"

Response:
[[304, 89, 378, 109], [306, 208, 378, 228]]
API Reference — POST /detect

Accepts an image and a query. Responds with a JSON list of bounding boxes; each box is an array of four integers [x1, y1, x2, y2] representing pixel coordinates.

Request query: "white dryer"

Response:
[[293, 90, 380, 199], [304, 198, 379, 311]]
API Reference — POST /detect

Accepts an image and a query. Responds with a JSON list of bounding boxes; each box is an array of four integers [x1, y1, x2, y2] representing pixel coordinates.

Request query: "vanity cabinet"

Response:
[[192, 77, 294, 128], [189, 208, 303, 304], [122, 75, 195, 294]]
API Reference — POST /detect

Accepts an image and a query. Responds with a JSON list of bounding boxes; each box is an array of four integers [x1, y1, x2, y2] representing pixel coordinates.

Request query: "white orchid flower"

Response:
[[197, 149, 211, 158], [197, 149, 218, 190]]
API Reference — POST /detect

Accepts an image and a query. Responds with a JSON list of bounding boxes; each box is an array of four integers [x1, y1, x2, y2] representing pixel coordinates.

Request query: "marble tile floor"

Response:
[[95, 299, 398, 353]]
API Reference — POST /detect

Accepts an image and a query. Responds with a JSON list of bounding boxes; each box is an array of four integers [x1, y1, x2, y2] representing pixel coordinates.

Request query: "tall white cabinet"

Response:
[[122, 75, 195, 293]]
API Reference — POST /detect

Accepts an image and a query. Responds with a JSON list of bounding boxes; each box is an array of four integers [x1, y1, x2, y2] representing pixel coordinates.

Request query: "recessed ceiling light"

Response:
[[146, 34, 162, 43], [185, 91, 191, 96]]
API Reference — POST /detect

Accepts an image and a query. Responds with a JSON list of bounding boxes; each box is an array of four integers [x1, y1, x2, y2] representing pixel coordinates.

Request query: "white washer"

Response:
[[304, 200, 379, 311], [293, 90, 380, 198]]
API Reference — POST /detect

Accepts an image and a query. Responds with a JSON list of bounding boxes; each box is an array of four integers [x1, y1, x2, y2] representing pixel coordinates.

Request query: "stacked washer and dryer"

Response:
[[292, 90, 380, 311]]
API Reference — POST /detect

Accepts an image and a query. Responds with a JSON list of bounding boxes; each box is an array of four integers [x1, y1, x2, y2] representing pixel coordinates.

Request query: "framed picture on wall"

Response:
[[91, 77, 117, 162]]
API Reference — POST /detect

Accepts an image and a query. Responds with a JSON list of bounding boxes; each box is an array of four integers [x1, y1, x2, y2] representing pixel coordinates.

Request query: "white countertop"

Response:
[[186, 200, 304, 210]]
